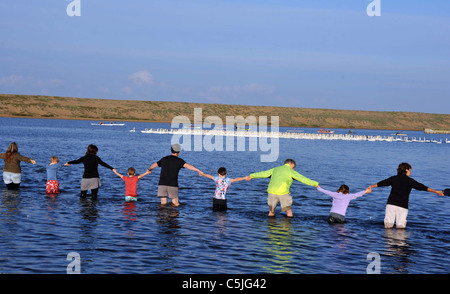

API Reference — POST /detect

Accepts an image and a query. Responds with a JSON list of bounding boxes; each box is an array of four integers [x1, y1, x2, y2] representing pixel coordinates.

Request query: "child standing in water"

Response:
[[317, 184, 372, 223], [200, 167, 248, 211], [113, 167, 151, 202], [46, 156, 62, 194]]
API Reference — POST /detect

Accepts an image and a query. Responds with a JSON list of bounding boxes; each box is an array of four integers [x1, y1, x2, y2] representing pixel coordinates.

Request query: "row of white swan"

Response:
[[134, 128, 449, 144]]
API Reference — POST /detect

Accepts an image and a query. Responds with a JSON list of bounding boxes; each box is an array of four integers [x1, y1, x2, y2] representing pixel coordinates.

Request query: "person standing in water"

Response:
[[248, 159, 319, 218], [147, 144, 202, 207], [0, 142, 36, 189], [65, 144, 116, 199], [369, 162, 443, 229]]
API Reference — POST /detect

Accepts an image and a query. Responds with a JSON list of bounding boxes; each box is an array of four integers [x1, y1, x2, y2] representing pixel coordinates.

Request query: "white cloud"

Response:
[[128, 70, 154, 85]]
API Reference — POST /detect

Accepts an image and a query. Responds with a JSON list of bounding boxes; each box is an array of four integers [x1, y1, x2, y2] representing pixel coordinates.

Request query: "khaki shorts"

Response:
[[157, 185, 179, 200], [384, 204, 408, 228], [268, 193, 292, 212]]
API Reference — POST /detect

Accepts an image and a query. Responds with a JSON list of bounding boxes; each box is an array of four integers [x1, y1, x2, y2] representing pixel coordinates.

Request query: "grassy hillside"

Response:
[[1, 94, 449, 130]]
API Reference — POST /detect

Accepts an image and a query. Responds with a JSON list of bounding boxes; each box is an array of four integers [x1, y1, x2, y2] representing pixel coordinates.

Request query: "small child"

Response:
[[46, 156, 62, 194], [317, 184, 372, 223], [113, 167, 151, 201], [200, 167, 248, 211]]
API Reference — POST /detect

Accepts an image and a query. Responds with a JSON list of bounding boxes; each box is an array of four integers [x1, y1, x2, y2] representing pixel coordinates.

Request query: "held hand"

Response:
[[364, 187, 372, 194], [30, 159, 36, 165], [245, 175, 251, 181], [64, 163, 70, 166], [199, 171, 204, 177], [437, 190, 444, 196]]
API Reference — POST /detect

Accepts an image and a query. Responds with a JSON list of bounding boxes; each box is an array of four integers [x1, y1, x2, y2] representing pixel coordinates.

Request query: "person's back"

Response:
[[157, 155, 186, 187], [123, 175, 139, 197], [252, 164, 318, 195], [377, 173, 428, 209], [46, 163, 61, 181], [249, 159, 318, 217], [2, 152, 33, 173]]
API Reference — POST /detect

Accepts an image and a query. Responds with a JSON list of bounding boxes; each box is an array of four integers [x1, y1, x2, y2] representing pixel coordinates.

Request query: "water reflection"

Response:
[[121, 201, 138, 237], [1, 189, 21, 224], [79, 197, 99, 222], [262, 218, 295, 273], [383, 228, 413, 273], [155, 206, 181, 273]]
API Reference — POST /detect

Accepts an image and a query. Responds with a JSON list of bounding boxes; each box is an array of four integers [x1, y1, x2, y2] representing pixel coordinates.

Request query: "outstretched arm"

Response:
[[231, 177, 248, 183], [113, 169, 123, 179], [250, 168, 274, 179], [138, 170, 152, 179], [183, 163, 202, 174], [292, 170, 318, 187], [147, 162, 158, 171], [199, 172, 214, 180], [428, 187, 444, 196]]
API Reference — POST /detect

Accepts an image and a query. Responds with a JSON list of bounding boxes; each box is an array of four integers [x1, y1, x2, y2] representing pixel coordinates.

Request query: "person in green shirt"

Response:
[[248, 159, 319, 217]]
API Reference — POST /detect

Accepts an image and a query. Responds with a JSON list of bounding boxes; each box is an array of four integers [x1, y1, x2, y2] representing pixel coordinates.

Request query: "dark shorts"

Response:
[[213, 198, 227, 211], [328, 212, 345, 224]]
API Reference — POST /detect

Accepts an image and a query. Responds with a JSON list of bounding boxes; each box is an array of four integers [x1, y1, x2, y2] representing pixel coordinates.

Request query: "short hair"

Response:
[[337, 184, 350, 194], [127, 167, 136, 175], [217, 167, 227, 176], [284, 158, 296, 167], [51, 156, 59, 163], [397, 162, 412, 175]]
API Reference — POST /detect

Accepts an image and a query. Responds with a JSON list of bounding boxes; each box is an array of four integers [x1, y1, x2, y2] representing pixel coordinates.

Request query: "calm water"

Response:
[[0, 117, 449, 274]]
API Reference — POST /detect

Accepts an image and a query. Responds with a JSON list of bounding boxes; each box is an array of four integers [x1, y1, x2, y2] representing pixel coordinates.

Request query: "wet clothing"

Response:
[[250, 164, 318, 195], [213, 198, 227, 211], [46, 180, 60, 194], [377, 174, 428, 209]]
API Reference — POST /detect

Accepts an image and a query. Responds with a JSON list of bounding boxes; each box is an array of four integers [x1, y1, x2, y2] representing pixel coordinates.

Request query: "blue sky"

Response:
[[0, 0, 449, 114]]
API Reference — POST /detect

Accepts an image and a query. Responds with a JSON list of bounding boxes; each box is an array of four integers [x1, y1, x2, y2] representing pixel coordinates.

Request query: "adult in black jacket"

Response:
[[65, 144, 116, 198], [369, 162, 443, 229]]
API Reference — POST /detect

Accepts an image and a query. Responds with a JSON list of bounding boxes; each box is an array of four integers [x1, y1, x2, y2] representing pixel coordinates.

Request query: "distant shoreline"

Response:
[[1, 94, 449, 131]]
